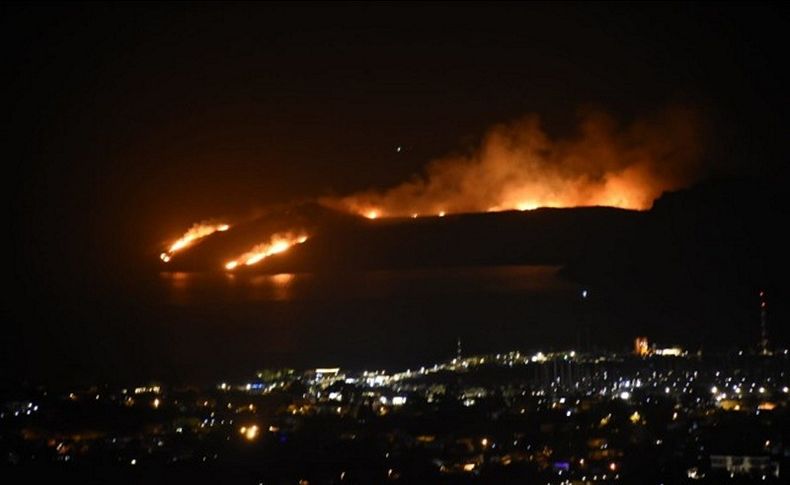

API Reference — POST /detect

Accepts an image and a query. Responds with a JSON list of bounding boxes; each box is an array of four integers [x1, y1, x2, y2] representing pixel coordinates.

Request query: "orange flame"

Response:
[[323, 107, 703, 218], [160, 222, 230, 262], [224, 232, 308, 270]]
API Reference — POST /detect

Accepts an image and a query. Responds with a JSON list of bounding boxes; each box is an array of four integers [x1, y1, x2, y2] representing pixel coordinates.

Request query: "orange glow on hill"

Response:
[[224, 232, 308, 271], [323, 107, 703, 218], [160, 222, 230, 262]]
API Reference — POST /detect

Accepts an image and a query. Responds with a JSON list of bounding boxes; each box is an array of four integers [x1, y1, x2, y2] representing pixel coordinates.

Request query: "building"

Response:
[[634, 337, 649, 357]]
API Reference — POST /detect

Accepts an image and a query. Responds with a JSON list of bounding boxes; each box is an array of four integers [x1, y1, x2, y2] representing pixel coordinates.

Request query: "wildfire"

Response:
[[160, 222, 230, 262], [322, 106, 703, 218], [224, 232, 308, 270]]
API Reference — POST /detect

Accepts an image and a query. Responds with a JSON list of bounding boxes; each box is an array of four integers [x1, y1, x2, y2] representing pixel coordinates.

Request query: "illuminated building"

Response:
[[710, 455, 779, 478], [653, 347, 683, 356], [634, 337, 649, 357]]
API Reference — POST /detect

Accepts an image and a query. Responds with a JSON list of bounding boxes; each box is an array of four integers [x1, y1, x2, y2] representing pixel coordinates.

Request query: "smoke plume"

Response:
[[325, 106, 704, 217]]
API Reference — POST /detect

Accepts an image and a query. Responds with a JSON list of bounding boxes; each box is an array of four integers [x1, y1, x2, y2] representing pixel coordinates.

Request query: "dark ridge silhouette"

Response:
[[161, 177, 781, 304], [158, 176, 785, 345], [163, 204, 641, 273]]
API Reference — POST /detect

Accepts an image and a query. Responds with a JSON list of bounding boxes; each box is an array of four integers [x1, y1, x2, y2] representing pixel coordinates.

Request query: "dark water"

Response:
[[150, 266, 581, 380], [11, 264, 743, 386], [158, 265, 575, 304]]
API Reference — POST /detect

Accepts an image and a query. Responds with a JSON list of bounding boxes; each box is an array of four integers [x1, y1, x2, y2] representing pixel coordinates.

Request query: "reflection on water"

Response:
[[253, 273, 296, 301], [159, 265, 575, 304], [162, 271, 303, 303], [151, 265, 588, 378], [160, 271, 191, 288]]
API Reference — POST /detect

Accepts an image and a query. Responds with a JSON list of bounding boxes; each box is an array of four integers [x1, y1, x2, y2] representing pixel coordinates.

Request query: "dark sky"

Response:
[[3, 3, 788, 383], [6, 3, 787, 272]]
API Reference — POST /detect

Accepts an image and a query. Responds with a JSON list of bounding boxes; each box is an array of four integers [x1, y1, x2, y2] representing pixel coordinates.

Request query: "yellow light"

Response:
[[438, 211, 446, 217], [152, 398, 160, 409], [270, 241, 289, 254], [240, 424, 259, 441], [226, 232, 309, 270], [245, 254, 264, 265], [629, 411, 641, 424], [463, 463, 475, 472], [163, 222, 231, 261], [481, 438, 489, 447], [634, 337, 649, 356], [366, 210, 379, 220], [516, 201, 538, 211], [272, 273, 295, 285], [609, 462, 617, 471], [170, 240, 188, 252]]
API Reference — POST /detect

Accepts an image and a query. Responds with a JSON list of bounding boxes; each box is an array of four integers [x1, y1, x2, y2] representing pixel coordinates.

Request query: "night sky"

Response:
[[4, 3, 787, 383]]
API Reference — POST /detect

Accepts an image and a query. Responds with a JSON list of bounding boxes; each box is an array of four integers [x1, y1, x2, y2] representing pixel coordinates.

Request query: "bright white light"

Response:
[[619, 391, 631, 400]]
